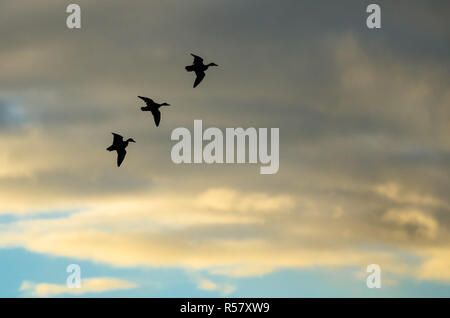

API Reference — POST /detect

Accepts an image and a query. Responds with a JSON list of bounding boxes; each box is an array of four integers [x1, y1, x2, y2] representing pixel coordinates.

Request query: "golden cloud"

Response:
[[1, 187, 446, 282], [197, 279, 236, 295], [20, 277, 137, 297]]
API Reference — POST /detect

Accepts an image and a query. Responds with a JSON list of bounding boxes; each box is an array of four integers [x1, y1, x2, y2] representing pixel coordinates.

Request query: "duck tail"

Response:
[[106, 145, 114, 151], [185, 65, 194, 72]]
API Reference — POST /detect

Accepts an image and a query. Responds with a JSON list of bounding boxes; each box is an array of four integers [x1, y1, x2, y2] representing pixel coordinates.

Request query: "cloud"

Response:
[[196, 188, 295, 213], [197, 279, 236, 295], [19, 277, 137, 297], [418, 248, 450, 282], [197, 279, 217, 291], [0, 0, 449, 292], [382, 209, 438, 239], [0, 187, 445, 281], [375, 183, 446, 207]]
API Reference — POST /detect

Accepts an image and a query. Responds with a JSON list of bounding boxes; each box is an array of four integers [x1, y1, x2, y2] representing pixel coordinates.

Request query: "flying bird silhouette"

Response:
[[106, 133, 135, 167], [185, 53, 218, 88], [138, 96, 170, 127]]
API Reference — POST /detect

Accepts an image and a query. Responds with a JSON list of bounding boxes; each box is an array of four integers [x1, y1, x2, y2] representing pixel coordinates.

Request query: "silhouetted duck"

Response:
[[185, 54, 218, 88], [138, 96, 170, 127], [106, 133, 135, 167]]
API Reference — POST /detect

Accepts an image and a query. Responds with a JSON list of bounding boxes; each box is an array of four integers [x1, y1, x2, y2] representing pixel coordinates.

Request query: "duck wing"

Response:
[[138, 96, 154, 106], [151, 108, 161, 127], [112, 133, 124, 146], [191, 53, 203, 65], [193, 71, 205, 88], [117, 149, 127, 167]]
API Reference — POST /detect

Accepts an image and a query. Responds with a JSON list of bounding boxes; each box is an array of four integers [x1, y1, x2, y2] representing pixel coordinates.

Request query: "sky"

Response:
[[0, 0, 449, 297]]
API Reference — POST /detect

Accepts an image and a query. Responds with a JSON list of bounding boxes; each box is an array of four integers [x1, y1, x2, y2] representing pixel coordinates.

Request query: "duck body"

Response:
[[138, 96, 170, 127], [107, 133, 135, 167], [185, 54, 218, 88]]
